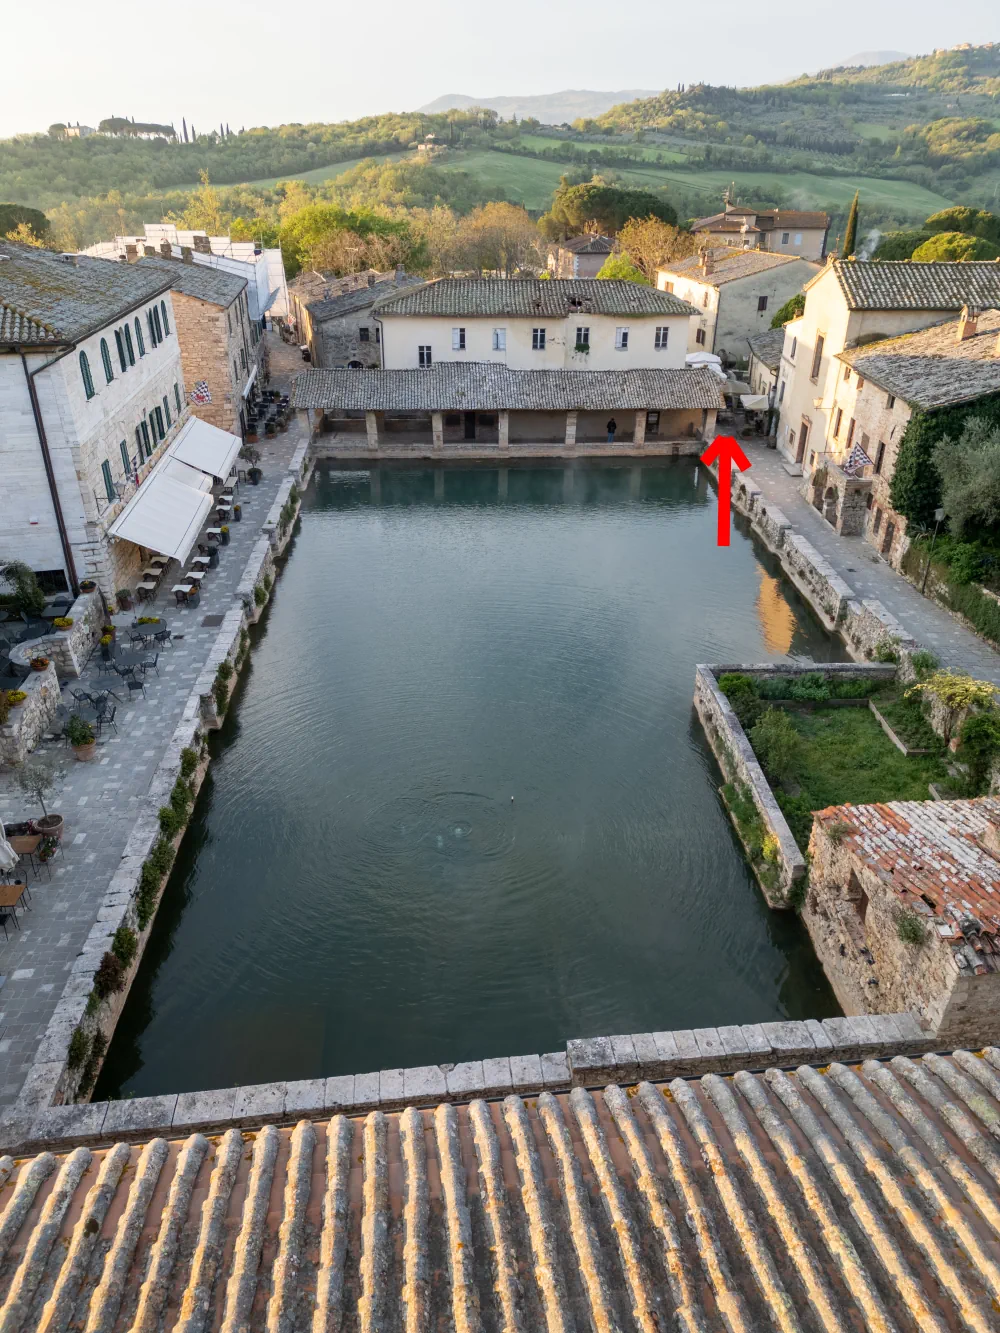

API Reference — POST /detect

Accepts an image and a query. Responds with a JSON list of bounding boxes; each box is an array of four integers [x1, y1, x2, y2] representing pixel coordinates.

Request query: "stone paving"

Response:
[[0, 333, 304, 1109], [741, 436, 1000, 684]]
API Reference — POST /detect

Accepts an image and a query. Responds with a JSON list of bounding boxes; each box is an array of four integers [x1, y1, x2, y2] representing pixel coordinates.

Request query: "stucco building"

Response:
[[656, 248, 819, 363], [746, 327, 784, 401], [691, 204, 830, 261], [373, 278, 696, 371], [775, 259, 1000, 471], [547, 234, 615, 278]]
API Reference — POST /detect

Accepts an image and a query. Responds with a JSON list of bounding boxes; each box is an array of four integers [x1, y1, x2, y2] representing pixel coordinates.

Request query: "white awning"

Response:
[[166, 416, 242, 481], [108, 472, 214, 564], [160, 456, 213, 491], [241, 365, 257, 399], [741, 394, 770, 411]]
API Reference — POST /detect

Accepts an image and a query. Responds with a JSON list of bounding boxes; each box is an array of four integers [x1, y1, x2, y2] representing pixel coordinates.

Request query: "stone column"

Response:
[[702, 408, 718, 439], [432, 412, 444, 452], [633, 410, 647, 450], [434, 469, 445, 500], [365, 411, 379, 451], [498, 468, 508, 500], [565, 410, 578, 450], [498, 410, 509, 451]]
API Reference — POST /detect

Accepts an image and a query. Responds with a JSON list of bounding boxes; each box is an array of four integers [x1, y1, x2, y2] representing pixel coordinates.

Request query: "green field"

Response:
[[172, 151, 411, 194], [518, 133, 687, 162], [853, 122, 897, 141]]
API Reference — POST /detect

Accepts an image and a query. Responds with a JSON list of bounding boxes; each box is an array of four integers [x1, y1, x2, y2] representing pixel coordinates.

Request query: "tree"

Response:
[[911, 231, 1000, 262], [0, 204, 49, 241], [4, 222, 48, 248], [615, 216, 697, 281], [1, 561, 45, 614], [12, 754, 66, 818], [539, 176, 678, 239], [924, 206, 1000, 247], [454, 202, 542, 277], [872, 229, 932, 261], [842, 191, 859, 258], [47, 123, 66, 138], [595, 253, 650, 284], [934, 418, 1000, 539], [770, 293, 805, 328]]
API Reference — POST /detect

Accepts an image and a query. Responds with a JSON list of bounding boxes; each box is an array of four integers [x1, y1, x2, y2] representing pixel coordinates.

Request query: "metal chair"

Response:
[[154, 627, 172, 649], [113, 663, 137, 683], [70, 687, 96, 707], [125, 677, 146, 701], [139, 651, 159, 677], [95, 702, 118, 736]]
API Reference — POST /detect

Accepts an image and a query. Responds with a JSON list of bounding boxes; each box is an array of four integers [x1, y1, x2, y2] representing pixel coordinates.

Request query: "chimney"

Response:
[[159, 240, 172, 259], [124, 243, 138, 263], [143, 245, 156, 257], [367, 273, 376, 288], [394, 265, 405, 282], [193, 234, 212, 255], [181, 246, 193, 264], [958, 304, 980, 341], [698, 246, 712, 275]]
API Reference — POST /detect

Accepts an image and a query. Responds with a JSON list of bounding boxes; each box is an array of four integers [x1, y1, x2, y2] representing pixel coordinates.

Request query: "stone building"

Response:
[[746, 327, 784, 400], [691, 204, 830, 261], [0, 241, 189, 596], [656, 248, 819, 363], [808, 796, 1000, 1044], [374, 278, 696, 371], [818, 306, 1000, 566], [137, 255, 262, 435], [547, 234, 615, 278], [301, 272, 423, 368]]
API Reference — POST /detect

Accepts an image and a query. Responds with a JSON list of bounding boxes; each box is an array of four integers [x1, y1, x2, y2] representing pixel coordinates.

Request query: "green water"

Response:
[[97, 461, 843, 1097]]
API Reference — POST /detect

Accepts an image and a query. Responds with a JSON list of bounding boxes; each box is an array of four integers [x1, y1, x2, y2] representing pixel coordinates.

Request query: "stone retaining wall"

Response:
[[9, 590, 103, 680], [0, 662, 60, 765], [9, 1010, 935, 1151]]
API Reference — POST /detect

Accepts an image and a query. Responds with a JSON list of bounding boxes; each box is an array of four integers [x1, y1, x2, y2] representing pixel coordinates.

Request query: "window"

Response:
[[654, 326, 669, 349], [833, 407, 843, 438], [856, 376, 865, 391], [240, 347, 247, 372], [873, 507, 883, 536], [757, 296, 768, 312], [135, 425, 143, 458], [153, 306, 163, 342], [101, 460, 114, 504], [155, 406, 165, 438], [120, 439, 130, 476], [575, 325, 590, 348], [115, 329, 127, 372], [418, 345, 432, 367], [810, 334, 825, 382], [359, 327, 370, 342], [778, 379, 785, 403], [444, 413, 461, 427], [148, 310, 157, 347], [452, 327, 466, 350], [80, 351, 95, 399], [532, 327, 546, 350], [662, 280, 674, 293], [701, 291, 709, 308], [846, 418, 856, 449], [100, 338, 114, 383], [124, 324, 135, 366], [615, 327, 629, 350], [781, 232, 790, 244], [866, 491, 873, 510], [35, 568, 69, 595], [790, 337, 797, 360], [160, 300, 170, 336], [227, 311, 232, 334], [492, 328, 506, 351], [886, 393, 896, 409], [695, 328, 706, 346], [135, 317, 145, 357], [375, 326, 381, 344], [233, 359, 239, 383], [140, 419, 151, 455], [174, 382, 182, 414], [875, 441, 886, 475], [163, 395, 171, 428]]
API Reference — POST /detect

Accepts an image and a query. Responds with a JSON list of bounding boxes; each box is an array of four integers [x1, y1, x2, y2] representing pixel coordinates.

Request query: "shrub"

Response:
[[52, 616, 73, 629], [786, 875, 808, 912], [158, 805, 184, 838], [897, 910, 927, 947], [170, 777, 192, 818], [6, 690, 26, 706], [213, 676, 229, 715], [718, 672, 763, 730], [93, 951, 126, 999], [907, 670, 999, 711], [0, 560, 46, 615], [180, 746, 198, 779], [946, 579, 1000, 646], [149, 835, 175, 877], [826, 821, 854, 845], [67, 1026, 91, 1070], [254, 583, 266, 607], [910, 649, 940, 677], [762, 833, 780, 864], [217, 660, 233, 682], [66, 714, 95, 746], [79, 1032, 107, 1094], [958, 710, 1000, 793], [0, 693, 8, 726], [947, 542, 985, 586], [99, 634, 113, 647], [85, 989, 100, 1017], [263, 572, 273, 591], [112, 925, 138, 968], [750, 708, 804, 785], [786, 672, 830, 703], [873, 638, 900, 664]]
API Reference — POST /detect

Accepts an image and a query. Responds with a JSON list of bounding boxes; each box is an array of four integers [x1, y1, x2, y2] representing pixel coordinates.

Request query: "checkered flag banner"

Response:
[[190, 381, 212, 404], [843, 441, 873, 476]]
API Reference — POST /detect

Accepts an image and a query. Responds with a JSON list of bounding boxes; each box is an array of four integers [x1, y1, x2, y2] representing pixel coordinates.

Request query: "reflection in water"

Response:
[[98, 460, 844, 1099]]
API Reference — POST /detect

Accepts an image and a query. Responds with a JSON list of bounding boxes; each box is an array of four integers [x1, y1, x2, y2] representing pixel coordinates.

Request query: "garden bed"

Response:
[[869, 696, 941, 756]]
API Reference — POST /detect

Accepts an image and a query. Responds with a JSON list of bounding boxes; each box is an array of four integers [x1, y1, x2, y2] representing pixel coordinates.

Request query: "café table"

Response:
[[141, 566, 162, 581], [190, 556, 210, 572], [172, 584, 195, 606], [0, 880, 28, 936], [205, 528, 222, 542], [135, 581, 157, 602], [186, 570, 206, 585]]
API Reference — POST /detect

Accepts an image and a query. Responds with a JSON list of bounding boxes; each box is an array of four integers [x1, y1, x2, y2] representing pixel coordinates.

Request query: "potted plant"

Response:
[[13, 753, 65, 836], [136, 616, 161, 625], [242, 446, 263, 484], [67, 713, 96, 761], [219, 525, 231, 546], [79, 578, 96, 592], [52, 616, 74, 630], [116, 588, 133, 612], [232, 502, 242, 522], [38, 836, 58, 864], [100, 634, 114, 658], [29, 656, 50, 672], [6, 690, 26, 706]]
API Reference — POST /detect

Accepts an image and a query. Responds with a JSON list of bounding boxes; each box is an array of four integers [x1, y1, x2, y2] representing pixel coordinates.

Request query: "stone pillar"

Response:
[[432, 411, 444, 452], [498, 410, 509, 451], [498, 468, 508, 500], [434, 469, 445, 500], [565, 410, 578, 450], [365, 411, 379, 451], [633, 410, 647, 450], [702, 408, 718, 439], [296, 408, 313, 438]]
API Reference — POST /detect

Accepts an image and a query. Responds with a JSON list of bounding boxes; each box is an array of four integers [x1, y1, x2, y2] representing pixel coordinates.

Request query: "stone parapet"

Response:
[[9, 589, 103, 680], [0, 660, 59, 765]]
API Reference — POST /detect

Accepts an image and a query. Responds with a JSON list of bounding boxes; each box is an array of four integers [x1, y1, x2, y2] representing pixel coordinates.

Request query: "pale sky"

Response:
[[4, 0, 998, 141]]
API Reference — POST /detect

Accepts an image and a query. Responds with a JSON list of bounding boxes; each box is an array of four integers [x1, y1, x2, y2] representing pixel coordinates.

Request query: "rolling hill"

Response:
[[417, 90, 659, 123]]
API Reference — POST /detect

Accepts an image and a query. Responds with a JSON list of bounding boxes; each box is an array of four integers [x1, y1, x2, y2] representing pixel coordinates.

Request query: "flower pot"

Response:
[[208, 548, 219, 569], [30, 659, 49, 672], [79, 579, 96, 592], [220, 530, 231, 546], [36, 813, 64, 841], [245, 431, 259, 444], [118, 593, 133, 612], [248, 468, 262, 485], [72, 740, 97, 762]]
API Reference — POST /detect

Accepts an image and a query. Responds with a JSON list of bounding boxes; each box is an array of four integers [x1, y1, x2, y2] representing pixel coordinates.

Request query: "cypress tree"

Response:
[[842, 191, 859, 258], [182, 117, 188, 143]]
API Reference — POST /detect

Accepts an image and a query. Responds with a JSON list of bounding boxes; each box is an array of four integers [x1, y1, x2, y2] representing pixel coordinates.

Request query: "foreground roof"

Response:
[[292, 363, 726, 412], [837, 308, 1000, 409], [374, 277, 695, 317], [0, 241, 172, 346], [827, 258, 1000, 311], [747, 327, 786, 369], [4, 1049, 1000, 1330], [815, 796, 1000, 966], [137, 255, 246, 307], [660, 247, 814, 287]]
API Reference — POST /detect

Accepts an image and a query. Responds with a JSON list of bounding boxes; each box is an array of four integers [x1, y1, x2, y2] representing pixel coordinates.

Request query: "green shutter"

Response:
[[120, 439, 129, 475], [101, 460, 114, 503]]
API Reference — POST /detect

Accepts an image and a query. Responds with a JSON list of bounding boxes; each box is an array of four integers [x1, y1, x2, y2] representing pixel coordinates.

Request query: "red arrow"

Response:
[[700, 435, 751, 547]]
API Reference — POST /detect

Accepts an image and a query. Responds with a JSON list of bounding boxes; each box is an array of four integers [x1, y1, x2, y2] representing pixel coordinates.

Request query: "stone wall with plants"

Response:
[[0, 661, 59, 765], [9, 589, 103, 679]]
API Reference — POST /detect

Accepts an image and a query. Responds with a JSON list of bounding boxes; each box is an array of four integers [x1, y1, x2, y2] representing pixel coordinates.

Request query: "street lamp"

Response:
[[921, 507, 946, 595]]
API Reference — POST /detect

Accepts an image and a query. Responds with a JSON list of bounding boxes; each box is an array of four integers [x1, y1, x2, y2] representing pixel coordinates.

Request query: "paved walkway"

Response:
[[0, 334, 304, 1108], [741, 437, 1000, 684]]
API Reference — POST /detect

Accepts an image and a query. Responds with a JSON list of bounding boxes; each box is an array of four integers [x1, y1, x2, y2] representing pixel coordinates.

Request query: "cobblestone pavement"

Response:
[[740, 436, 1000, 684], [0, 334, 304, 1108]]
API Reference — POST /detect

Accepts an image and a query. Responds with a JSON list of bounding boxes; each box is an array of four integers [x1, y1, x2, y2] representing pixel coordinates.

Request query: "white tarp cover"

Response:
[[108, 473, 214, 564], [740, 394, 770, 411], [167, 416, 241, 481], [160, 457, 213, 491]]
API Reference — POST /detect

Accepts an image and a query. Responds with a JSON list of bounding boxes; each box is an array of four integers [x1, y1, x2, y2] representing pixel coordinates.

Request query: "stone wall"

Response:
[[9, 589, 103, 680], [0, 661, 59, 765]]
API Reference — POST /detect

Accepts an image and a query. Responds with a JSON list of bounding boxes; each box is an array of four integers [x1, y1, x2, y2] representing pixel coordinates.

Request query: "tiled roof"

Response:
[[838, 309, 1000, 409], [557, 234, 615, 255], [307, 275, 424, 322], [830, 258, 1000, 311], [659, 247, 814, 287], [291, 362, 726, 412], [747, 327, 786, 370], [815, 796, 1000, 967], [373, 277, 695, 317], [137, 255, 246, 307], [0, 241, 172, 345], [693, 207, 829, 232], [4, 1048, 1000, 1330]]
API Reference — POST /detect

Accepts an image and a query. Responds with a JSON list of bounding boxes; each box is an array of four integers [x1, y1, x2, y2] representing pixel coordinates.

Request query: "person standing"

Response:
[[606, 417, 618, 444]]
